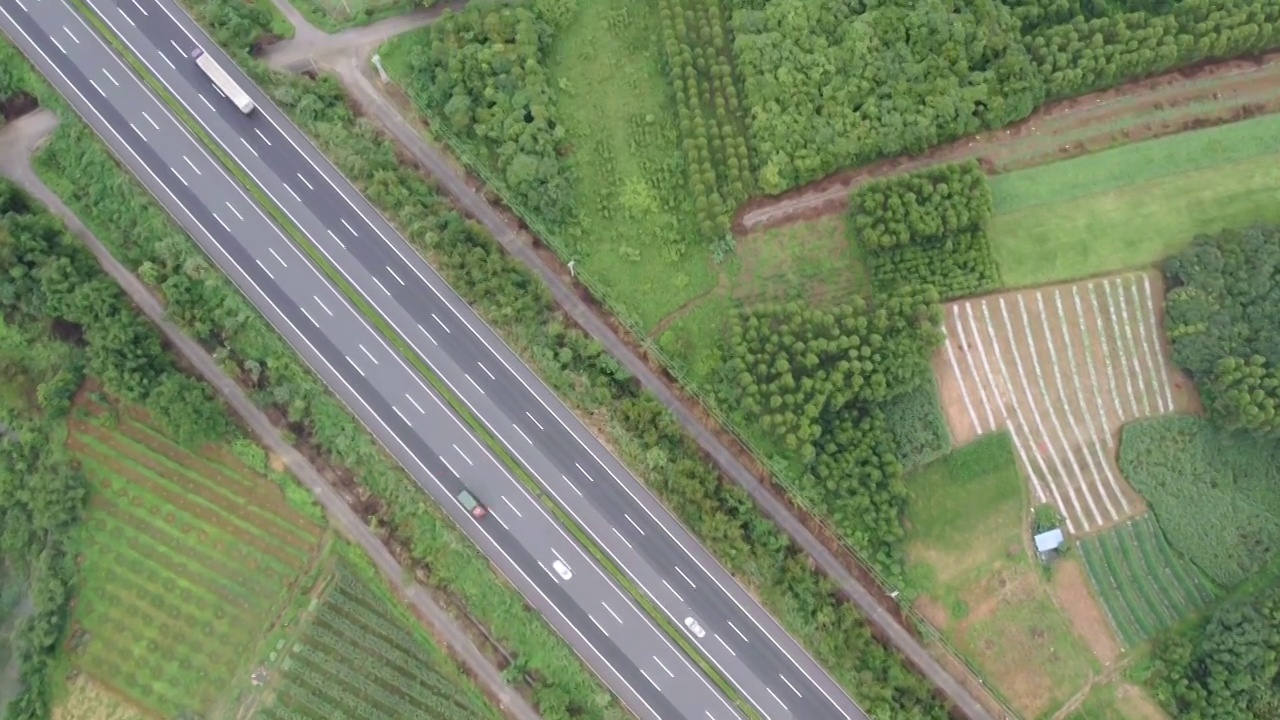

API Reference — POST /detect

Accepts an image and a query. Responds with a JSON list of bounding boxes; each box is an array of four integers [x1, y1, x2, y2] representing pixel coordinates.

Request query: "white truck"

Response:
[[191, 47, 254, 115]]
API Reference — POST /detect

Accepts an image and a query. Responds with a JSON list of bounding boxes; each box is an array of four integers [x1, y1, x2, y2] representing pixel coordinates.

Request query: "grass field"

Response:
[[255, 560, 497, 720], [989, 113, 1280, 288], [67, 394, 328, 716], [906, 433, 1098, 718], [1078, 514, 1217, 649], [290, 0, 416, 31], [1067, 681, 1170, 720]]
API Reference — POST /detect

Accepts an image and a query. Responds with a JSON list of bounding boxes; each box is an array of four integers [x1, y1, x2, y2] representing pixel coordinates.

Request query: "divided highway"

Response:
[[0, 0, 870, 717]]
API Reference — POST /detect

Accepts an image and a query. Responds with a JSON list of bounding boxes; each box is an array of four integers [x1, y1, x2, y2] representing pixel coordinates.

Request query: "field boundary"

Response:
[[67, 4, 755, 716]]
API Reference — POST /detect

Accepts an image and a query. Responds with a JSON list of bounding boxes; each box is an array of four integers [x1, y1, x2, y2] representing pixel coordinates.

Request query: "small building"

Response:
[[1034, 528, 1065, 561]]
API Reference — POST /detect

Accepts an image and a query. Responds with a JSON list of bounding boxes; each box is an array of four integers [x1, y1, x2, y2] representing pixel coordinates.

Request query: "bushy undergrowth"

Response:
[[882, 380, 951, 472], [1118, 415, 1280, 588]]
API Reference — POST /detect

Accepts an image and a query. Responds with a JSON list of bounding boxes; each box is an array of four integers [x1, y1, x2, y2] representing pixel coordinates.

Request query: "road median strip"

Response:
[[66, 2, 757, 716]]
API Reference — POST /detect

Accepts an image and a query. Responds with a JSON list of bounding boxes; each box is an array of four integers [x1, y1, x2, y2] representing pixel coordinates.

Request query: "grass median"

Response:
[[66, 2, 758, 715]]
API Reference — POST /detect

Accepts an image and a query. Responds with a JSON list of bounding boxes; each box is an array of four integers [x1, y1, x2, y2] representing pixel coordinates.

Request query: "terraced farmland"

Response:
[[1079, 514, 1217, 648], [256, 564, 496, 720], [68, 397, 327, 715], [935, 271, 1181, 534]]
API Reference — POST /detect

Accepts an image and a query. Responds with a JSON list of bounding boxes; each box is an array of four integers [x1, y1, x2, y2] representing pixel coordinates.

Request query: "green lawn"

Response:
[[287, 0, 416, 31], [905, 433, 1098, 718], [989, 114, 1280, 288], [1078, 514, 1218, 649]]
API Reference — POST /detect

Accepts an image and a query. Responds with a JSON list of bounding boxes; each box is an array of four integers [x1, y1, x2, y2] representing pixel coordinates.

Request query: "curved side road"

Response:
[[264, 6, 1001, 720], [0, 108, 542, 720], [0, 5, 738, 718], [75, 0, 872, 717]]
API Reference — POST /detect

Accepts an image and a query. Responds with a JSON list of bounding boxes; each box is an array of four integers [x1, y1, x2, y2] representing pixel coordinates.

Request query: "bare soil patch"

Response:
[[1051, 558, 1121, 666], [738, 52, 1280, 232]]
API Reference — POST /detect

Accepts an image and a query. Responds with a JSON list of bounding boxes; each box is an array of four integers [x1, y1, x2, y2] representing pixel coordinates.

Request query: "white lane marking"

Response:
[[502, 496, 522, 518], [343, 355, 363, 377], [406, 394, 424, 414], [0, 18, 672, 720], [526, 412, 544, 430], [211, 213, 229, 232], [182, 155, 200, 174], [169, 167, 187, 186], [325, 229, 345, 249], [624, 514, 645, 536], [102, 67, 119, 86], [478, 362, 495, 380], [562, 475, 582, 496], [453, 444, 473, 466], [640, 669, 660, 691], [211, 83, 225, 98], [491, 512, 509, 530], [254, 259, 274, 280], [392, 406, 410, 426], [359, 344, 378, 364], [611, 527, 632, 549], [268, 247, 287, 267], [575, 462, 593, 482], [431, 313, 450, 333], [513, 424, 532, 445], [225, 202, 243, 221], [465, 374, 485, 394], [727, 621, 748, 642], [296, 173, 314, 190], [551, 548, 566, 565], [372, 276, 391, 297], [62, 25, 77, 43], [130, 0, 147, 15], [341, 218, 358, 236], [654, 657, 674, 678], [662, 579, 685, 603], [198, 93, 214, 111], [129, 123, 145, 140], [781, 675, 802, 697], [89, 78, 105, 96], [141, 110, 158, 129], [766, 688, 788, 711], [675, 565, 697, 588], [284, 184, 300, 202], [417, 324, 437, 345], [158, 51, 173, 69], [387, 266, 405, 285], [51, 37, 66, 55], [300, 307, 319, 327], [116, 5, 133, 24], [715, 635, 736, 656], [255, 128, 271, 145], [589, 615, 609, 637], [439, 456, 459, 478], [313, 296, 333, 316], [240, 137, 258, 157], [169, 39, 183, 54], [13, 0, 25, 11], [602, 602, 622, 624]]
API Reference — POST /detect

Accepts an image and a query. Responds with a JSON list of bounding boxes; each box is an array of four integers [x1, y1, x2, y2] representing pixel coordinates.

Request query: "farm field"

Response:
[[1078, 514, 1217, 649], [52, 676, 149, 720], [253, 560, 497, 720], [66, 393, 329, 716], [935, 271, 1190, 535], [988, 114, 1280, 288], [905, 433, 1100, 718]]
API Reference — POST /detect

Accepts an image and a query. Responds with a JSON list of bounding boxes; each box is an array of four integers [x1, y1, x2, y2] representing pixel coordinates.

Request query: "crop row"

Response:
[[1079, 515, 1217, 647]]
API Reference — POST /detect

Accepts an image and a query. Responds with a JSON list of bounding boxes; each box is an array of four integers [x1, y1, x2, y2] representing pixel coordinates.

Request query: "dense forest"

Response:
[[848, 161, 1001, 300], [397, 4, 574, 227], [719, 289, 942, 567], [732, 0, 1280, 192], [1164, 225, 1280, 436]]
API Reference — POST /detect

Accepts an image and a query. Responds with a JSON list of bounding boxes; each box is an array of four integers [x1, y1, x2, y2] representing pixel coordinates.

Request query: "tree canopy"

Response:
[[1163, 225, 1280, 436]]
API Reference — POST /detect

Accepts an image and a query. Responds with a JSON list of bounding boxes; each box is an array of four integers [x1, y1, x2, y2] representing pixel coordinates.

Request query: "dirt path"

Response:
[[737, 51, 1280, 233], [0, 110, 541, 720]]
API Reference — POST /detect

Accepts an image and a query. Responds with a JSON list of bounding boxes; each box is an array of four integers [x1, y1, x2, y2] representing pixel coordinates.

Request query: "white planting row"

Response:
[[940, 272, 1176, 533]]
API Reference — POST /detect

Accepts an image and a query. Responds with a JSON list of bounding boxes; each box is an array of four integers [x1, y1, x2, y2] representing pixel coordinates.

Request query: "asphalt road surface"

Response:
[[0, 1, 870, 718]]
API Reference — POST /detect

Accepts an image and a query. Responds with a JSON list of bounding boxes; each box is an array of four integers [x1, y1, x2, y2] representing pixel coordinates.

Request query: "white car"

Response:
[[684, 616, 706, 638], [551, 559, 573, 581]]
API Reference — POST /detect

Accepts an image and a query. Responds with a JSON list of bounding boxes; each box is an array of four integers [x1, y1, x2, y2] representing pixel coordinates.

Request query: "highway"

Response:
[[0, 0, 869, 718]]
